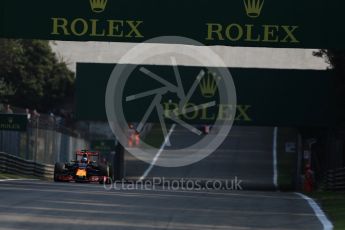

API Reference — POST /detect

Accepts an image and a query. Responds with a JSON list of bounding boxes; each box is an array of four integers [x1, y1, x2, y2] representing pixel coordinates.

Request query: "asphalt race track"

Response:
[[0, 180, 324, 230], [125, 126, 278, 190], [0, 126, 329, 229]]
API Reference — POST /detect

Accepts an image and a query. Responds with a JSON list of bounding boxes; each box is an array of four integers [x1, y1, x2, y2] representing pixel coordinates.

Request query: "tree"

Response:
[[0, 39, 74, 111], [0, 78, 16, 98], [314, 50, 345, 79], [314, 50, 345, 123]]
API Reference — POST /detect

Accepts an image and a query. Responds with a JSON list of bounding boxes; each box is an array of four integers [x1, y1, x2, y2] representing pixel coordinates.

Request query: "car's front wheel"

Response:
[[54, 162, 65, 182]]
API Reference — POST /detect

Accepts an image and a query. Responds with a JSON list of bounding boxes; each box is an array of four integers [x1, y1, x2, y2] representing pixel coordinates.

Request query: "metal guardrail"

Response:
[[0, 152, 54, 179], [324, 168, 345, 191]]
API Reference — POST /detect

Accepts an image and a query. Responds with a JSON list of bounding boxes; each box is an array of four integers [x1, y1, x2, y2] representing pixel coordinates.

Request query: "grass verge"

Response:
[[311, 191, 345, 230]]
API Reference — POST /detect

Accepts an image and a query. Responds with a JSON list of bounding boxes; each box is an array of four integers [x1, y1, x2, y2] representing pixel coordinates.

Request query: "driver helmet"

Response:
[[81, 153, 88, 163]]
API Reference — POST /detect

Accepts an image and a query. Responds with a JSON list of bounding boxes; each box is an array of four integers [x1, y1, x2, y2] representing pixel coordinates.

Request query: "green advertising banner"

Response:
[[0, 114, 27, 131], [76, 63, 336, 127], [0, 0, 344, 48]]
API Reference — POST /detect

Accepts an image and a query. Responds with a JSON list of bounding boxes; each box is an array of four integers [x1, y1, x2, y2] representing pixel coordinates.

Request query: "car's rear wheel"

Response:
[[99, 165, 111, 184], [99, 164, 109, 177]]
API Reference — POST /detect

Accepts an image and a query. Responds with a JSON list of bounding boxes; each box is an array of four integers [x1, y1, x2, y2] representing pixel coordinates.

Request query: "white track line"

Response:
[[273, 127, 278, 189], [295, 193, 333, 230], [139, 124, 176, 181], [0, 179, 39, 182]]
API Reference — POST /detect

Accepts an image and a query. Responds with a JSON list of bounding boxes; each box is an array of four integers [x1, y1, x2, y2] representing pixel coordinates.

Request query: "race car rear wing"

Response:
[[76, 150, 100, 156]]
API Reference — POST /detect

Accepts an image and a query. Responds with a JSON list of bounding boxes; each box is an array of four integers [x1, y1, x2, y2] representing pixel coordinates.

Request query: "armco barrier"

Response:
[[0, 152, 54, 179], [324, 167, 345, 191]]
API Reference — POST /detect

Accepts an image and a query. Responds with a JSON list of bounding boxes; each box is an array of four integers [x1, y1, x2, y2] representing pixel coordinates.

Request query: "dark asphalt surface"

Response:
[[125, 126, 276, 190], [0, 180, 324, 230]]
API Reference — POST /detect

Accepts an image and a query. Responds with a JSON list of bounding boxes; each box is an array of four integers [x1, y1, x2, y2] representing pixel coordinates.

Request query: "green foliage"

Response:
[[314, 50, 345, 77], [0, 39, 74, 111], [0, 78, 16, 97], [311, 192, 345, 230], [314, 49, 345, 122]]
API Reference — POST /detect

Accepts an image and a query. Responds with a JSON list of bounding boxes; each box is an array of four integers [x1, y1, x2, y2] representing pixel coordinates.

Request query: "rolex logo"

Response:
[[89, 0, 107, 13], [199, 72, 220, 98], [243, 0, 264, 18]]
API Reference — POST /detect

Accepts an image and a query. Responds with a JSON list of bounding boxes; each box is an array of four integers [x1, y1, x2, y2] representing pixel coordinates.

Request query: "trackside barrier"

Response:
[[324, 167, 345, 191], [0, 152, 54, 179]]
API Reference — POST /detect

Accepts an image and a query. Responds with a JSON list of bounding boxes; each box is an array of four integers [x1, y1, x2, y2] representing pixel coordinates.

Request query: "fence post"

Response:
[[113, 143, 125, 180], [33, 118, 39, 162], [296, 133, 303, 190], [25, 126, 30, 160]]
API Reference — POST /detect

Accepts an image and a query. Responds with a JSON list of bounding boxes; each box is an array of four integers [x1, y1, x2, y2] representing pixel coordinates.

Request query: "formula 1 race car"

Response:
[[54, 150, 111, 184]]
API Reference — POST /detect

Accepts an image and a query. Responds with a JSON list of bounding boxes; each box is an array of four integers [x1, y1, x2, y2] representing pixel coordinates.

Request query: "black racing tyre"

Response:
[[54, 162, 65, 182], [99, 176, 111, 184], [99, 164, 109, 177], [98, 164, 110, 184], [108, 164, 114, 180]]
